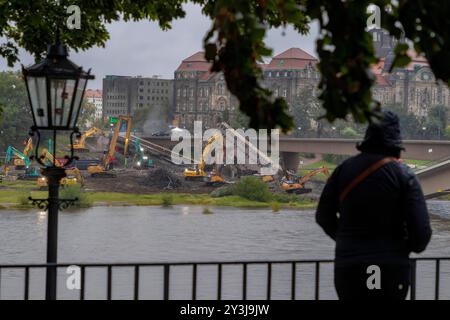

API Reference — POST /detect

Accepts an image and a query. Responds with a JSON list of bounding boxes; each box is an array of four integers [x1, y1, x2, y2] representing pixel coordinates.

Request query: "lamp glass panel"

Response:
[[26, 76, 48, 127], [70, 78, 86, 128]]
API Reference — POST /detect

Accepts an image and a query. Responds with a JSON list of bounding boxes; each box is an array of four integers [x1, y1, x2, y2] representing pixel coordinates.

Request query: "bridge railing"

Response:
[[0, 257, 447, 300]]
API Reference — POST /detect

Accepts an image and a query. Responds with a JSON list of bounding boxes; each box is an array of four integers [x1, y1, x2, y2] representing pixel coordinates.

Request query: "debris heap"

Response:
[[144, 168, 183, 189]]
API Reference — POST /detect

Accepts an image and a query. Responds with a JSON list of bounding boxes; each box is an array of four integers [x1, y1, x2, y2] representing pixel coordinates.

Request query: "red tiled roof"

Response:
[[176, 48, 318, 74], [265, 48, 317, 70], [375, 73, 390, 86], [273, 47, 317, 60], [370, 61, 390, 86], [85, 89, 102, 98], [176, 51, 212, 72]]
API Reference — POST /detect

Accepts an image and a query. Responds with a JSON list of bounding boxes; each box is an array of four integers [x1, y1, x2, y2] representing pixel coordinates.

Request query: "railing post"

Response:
[[192, 264, 197, 300], [107, 265, 112, 300], [315, 262, 320, 300], [217, 264, 222, 301], [291, 262, 296, 300], [80, 266, 85, 300], [164, 265, 170, 300], [267, 263, 272, 300], [242, 263, 247, 301], [134, 266, 140, 300], [435, 259, 440, 300], [24, 267, 29, 300]]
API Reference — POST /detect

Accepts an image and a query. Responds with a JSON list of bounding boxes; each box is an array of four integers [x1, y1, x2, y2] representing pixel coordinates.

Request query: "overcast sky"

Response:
[[0, 3, 319, 89]]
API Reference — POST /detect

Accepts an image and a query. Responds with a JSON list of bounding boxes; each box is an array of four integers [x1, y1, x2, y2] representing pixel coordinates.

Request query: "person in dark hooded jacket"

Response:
[[316, 110, 432, 300]]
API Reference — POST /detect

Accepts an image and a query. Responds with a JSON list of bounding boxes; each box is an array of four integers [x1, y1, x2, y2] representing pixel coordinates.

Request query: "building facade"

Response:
[[370, 29, 450, 117], [85, 89, 103, 119], [174, 32, 449, 129], [173, 49, 319, 129], [173, 52, 239, 129], [102, 75, 173, 118]]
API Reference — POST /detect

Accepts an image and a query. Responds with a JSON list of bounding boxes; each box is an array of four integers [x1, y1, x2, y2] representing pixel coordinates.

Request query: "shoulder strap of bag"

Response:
[[339, 156, 398, 204]]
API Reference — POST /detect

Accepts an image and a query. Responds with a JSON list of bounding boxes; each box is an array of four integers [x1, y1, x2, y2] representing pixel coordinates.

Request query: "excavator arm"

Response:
[[39, 148, 64, 167], [297, 166, 330, 185], [88, 116, 132, 177], [7, 146, 31, 167], [71, 127, 105, 150], [183, 132, 225, 186], [23, 138, 33, 156], [198, 133, 222, 172]]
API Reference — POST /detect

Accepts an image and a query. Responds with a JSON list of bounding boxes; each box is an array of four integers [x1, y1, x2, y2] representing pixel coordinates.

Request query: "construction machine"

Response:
[[69, 127, 105, 152], [13, 138, 33, 168], [38, 148, 65, 167], [5, 146, 39, 179], [281, 166, 330, 194], [36, 149, 85, 188], [183, 133, 225, 186], [133, 133, 154, 169], [88, 116, 132, 177], [220, 122, 280, 182], [37, 167, 84, 189]]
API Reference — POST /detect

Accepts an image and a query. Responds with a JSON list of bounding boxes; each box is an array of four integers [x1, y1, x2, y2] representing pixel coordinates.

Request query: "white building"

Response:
[[85, 89, 103, 119]]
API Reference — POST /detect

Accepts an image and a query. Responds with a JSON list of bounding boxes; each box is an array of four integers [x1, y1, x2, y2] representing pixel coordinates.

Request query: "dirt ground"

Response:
[[83, 168, 218, 194], [78, 147, 326, 197]]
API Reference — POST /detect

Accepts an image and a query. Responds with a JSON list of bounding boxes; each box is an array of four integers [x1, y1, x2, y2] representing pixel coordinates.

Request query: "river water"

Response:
[[0, 201, 449, 299]]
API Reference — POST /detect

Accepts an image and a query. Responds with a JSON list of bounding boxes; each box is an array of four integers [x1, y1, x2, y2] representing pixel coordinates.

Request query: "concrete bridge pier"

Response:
[[281, 152, 300, 172]]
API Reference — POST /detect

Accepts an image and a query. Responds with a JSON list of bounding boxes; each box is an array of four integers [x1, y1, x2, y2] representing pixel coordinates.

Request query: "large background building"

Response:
[[173, 48, 320, 129], [370, 29, 449, 117], [173, 52, 239, 129], [174, 30, 449, 129], [102, 75, 173, 118]]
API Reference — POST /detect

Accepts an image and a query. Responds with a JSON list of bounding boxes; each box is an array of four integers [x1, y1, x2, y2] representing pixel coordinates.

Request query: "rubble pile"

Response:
[[144, 168, 183, 189]]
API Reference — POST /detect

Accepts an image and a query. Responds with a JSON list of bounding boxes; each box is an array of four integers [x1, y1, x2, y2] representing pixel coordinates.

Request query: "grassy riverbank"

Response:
[[0, 180, 316, 210]]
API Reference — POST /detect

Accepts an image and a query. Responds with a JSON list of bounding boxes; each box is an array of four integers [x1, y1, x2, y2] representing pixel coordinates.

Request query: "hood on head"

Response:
[[356, 110, 405, 154]]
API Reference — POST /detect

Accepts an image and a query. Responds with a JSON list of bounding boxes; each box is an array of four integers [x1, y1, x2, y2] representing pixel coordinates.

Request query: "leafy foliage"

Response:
[[78, 100, 96, 130], [0, 71, 33, 151], [445, 125, 450, 139], [60, 185, 93, 208], [0, 0, 449, 130], [232, 176, 272, 202]]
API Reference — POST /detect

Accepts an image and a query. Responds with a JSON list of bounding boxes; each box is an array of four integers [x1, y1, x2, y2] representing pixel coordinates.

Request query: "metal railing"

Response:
[[0, 257, 447, 300]]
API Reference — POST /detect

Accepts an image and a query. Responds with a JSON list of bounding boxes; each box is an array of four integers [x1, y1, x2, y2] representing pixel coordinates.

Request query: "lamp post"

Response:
[[22, 41, 94, 300]]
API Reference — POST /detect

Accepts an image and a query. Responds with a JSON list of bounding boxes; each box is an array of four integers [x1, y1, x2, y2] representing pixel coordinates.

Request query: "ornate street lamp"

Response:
[[22, 41, 94, 300]]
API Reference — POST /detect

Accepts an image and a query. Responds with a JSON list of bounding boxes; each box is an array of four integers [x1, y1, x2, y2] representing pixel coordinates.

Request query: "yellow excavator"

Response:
[[36, 149, 84, 189], [281, 166, 330, 194], [37, 167, 84, 189], [183, 133, 225, 186], [69, 127, 105, 152], [87, 116, 132, 178], [13, 138, 33, 168]]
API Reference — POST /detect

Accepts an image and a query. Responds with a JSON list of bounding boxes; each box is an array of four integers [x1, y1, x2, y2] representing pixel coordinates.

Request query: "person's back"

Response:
[[316, 111, 432, 300]]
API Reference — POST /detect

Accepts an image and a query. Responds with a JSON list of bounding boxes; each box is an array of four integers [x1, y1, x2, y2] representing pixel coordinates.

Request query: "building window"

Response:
[[283, 89, 287, 97], [217, 84, 224, 95]]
